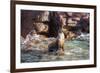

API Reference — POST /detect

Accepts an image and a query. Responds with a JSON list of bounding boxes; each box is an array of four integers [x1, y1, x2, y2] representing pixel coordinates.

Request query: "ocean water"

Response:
[[21, 34, 89, 63]]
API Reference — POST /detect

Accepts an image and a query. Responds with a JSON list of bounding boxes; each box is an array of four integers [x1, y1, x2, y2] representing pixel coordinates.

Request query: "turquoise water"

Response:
[[21, 38, 89, 62], [63, 40, 89, 61]]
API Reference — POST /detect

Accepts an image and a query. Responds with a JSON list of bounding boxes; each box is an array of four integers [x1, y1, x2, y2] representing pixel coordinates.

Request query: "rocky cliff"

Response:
[[21, 10, 89, 40]]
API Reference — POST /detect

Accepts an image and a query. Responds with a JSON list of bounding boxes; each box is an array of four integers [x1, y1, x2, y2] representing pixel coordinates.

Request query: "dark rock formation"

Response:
[[66, 12, 89, 33], [48, 12, 67, 37], [21, 10, 34, 38], [21, 10, 49, 38], [21, 10, 89, 39], [48, 12, 59, 37]]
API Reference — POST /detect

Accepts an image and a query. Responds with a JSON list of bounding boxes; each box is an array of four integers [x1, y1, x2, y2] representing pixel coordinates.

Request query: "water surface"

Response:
[[21, 36, 89, 63]]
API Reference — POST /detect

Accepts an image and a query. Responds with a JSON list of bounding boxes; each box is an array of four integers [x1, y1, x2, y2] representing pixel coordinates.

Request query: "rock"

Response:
[[48, 12, 67, 37], [67, 18, 77, 24], [21, 10, 35, 38], [39, 11, 49, 21], [32, 11, 49, 22], [33, 22, 48, 33], [21, 10, 49, 38], [72, 17, 80, 21], [64, 31, 77, 40], [21, 10, 89, 38]]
